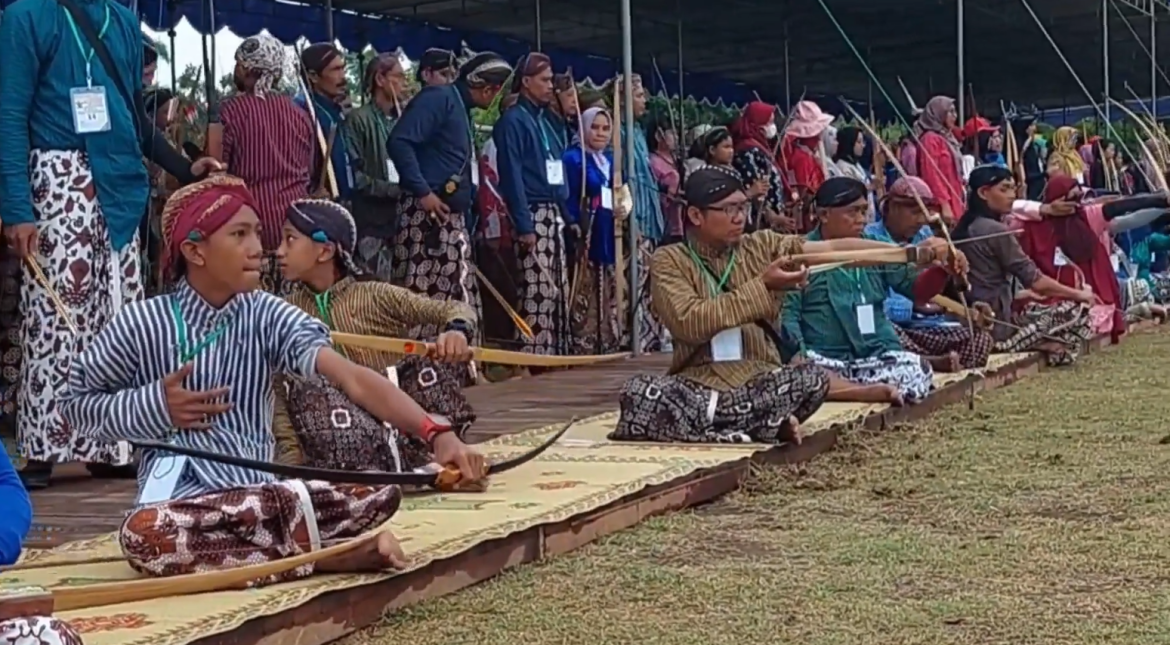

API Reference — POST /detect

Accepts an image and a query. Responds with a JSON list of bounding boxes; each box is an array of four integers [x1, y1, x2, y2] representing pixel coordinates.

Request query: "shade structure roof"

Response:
[[24, 0, 1170, 115]]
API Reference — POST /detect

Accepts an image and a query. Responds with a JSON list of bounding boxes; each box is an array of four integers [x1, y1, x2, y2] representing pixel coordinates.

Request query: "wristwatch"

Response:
[[443, 319, 474, 342], [417, 413, 454, 446]]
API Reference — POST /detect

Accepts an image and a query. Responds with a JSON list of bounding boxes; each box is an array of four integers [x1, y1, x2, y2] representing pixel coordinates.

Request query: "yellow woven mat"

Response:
[[5, 351, 1036, 644]]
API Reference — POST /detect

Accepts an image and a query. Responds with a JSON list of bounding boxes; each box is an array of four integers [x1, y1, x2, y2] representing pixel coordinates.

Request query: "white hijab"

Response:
[[579, 106, 612, 179]]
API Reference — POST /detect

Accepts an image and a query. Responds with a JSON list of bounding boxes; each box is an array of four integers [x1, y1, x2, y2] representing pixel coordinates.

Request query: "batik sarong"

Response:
[[392, 197, 481, 339], [514, 203, 572, 355], [570, 261, 620, 355], [260, 253, 290, 297], [1120, 278, 1158, 322], [0, 616, 84, 645], [610, 365, 829, 443], [993, 301, 1094, 366], [1149, 273, 1170, 303], [119, 480, 401, 585], [355, 235, 395, 281], [806, 349, 934, 403], [894, 325, 994, 369], [277, 357, 474, 473], [0, 245, 22, 440], [18, 149, 138, 465]]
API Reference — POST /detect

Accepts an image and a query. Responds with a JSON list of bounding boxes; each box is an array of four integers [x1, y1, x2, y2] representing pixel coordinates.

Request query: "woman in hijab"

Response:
[[562, 107, 620, 354], [978, 129, 1006, 167], [730, 101, 790, 231], [952, 166, 1096, 365], [911, 96, 965, 223], [1046, 126, 1087, 183]]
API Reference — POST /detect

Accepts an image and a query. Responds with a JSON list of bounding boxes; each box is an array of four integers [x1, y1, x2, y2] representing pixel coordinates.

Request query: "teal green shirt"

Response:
[[1129, 232, 1170, 283], [0, 0, 146, 251], [781, 229, 919, 361]]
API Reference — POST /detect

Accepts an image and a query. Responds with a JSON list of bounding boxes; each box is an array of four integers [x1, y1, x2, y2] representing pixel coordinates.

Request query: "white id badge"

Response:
[[70, 86, 111, 134], [1111, 254, 1120, 272], [137, 455, 187, 505], [545, 160, 565, 185], [856, 304, 876, 335], [385, 159, 400, 183], [1054, 247, 1070, 267], [601, 187, 614, 209], [710, 327, 743, 362], [471, 162, 480, 187]]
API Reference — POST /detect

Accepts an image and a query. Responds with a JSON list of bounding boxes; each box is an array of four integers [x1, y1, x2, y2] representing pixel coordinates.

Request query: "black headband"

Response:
[[684, 166, 743, 208], [814, 176, 868, 208]]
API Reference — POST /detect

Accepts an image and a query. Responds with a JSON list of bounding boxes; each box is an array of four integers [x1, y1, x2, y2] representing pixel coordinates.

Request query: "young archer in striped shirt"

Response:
[[59, 175, 485, 583]]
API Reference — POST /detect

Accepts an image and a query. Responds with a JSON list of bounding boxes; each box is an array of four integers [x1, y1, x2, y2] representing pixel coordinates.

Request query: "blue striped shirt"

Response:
[[59, 280, 331, 500]]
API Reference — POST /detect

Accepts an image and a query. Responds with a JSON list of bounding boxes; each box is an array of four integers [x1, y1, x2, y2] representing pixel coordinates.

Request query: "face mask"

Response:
[[762, 123, 778, 139]]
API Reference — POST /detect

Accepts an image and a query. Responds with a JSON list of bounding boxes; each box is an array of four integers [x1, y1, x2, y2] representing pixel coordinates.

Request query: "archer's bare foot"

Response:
[[317, 531, 409, 573]]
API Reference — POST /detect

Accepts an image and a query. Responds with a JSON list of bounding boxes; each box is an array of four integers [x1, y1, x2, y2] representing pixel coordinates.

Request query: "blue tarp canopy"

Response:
[[7, 0, 1170, 113]]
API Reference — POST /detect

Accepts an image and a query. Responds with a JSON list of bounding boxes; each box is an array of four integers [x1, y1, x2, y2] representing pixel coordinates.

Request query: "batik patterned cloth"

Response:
[[570, 261, 620, 355], [119, 481, 401, 584], [610, 365, 829, 443], [1148, 273, 1170, 304], [514, 203, 571, 355], [0, 616, 84, 645], [276, 356, 474, 473], [391, 195, 481, 344], [894, 325, 994, 370], [806, 349, 934, 403], [355, 235, 396, 281], [993, 301, 1094, 366], [260, 253, 290, 297], [19, 149, 138, 465], [0, 245, 22, 430]]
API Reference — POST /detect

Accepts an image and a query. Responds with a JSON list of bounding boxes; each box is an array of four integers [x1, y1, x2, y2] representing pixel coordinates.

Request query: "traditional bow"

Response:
[[330, 332, 631, 367], [132, 419, 574, 488]]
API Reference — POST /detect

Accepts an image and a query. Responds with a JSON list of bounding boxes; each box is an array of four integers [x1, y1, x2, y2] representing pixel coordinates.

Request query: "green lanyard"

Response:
[[62, 4, 111, 88], [521, 108, 561, 159], [313, 291, 335, 329], [171, 298, 231, 364], [313, 291, 349, 358], [685, 244, 737, 296]]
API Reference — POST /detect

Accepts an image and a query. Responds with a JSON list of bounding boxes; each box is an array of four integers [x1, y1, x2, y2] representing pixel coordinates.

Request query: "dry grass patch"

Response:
[[345, 332, 1170, 645]]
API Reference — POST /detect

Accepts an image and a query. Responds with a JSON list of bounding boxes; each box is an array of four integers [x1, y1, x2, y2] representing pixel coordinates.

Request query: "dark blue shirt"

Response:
[[387, 83, 475, 215], [0, 0, 148, 251], [0, 451, 31, 565], [492, 97, 571, 234], [295, 92, 354, 201]]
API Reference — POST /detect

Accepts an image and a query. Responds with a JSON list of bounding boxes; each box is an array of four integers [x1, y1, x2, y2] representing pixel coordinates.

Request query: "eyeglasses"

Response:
[[704, 202, 750, 217]]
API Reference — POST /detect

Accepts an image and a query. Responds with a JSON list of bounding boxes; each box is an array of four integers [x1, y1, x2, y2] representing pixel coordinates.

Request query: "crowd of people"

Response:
[[4, 7, 1170, 638]]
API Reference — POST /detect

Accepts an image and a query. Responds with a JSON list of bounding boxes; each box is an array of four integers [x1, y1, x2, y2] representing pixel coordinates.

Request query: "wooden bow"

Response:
[[3, 513, 395, 617], [329, 332, 630, 367], [1108, 99, 1170, 192], [840, 101, 978, 406], [612, 79, 628, 340]]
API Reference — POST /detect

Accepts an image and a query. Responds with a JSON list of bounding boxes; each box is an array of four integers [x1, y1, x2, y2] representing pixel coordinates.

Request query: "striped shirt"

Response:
[[59, 280, 331, 500], [221, 93, 317, 249], [650, 231, 804, 391], [285, 277, 476, 372]]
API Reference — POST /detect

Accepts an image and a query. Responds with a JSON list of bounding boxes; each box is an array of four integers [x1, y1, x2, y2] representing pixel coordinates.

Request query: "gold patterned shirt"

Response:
[[651, 230, 804, 391]]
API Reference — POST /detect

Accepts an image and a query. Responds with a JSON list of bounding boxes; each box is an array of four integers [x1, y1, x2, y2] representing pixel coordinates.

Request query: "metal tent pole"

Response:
[[326, 0, 334, 42], [1153, 2, 1159, 119], [535, 0, 542, 50], [958, 0, 965, 125], [620, 0, 641, 355], [1104, 0, 1111, 122]]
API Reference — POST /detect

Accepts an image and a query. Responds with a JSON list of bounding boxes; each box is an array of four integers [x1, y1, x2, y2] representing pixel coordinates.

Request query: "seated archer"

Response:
[[609, 167, 947, 444]]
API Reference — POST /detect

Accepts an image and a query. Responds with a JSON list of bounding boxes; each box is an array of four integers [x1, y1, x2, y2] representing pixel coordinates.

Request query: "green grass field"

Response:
[[346, 331, 1170, 645]]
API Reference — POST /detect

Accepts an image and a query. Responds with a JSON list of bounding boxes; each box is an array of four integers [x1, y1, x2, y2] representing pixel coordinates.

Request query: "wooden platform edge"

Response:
[[187, 325, 1160, 645]]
